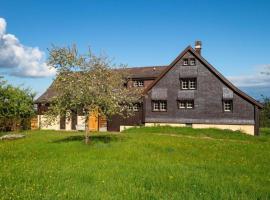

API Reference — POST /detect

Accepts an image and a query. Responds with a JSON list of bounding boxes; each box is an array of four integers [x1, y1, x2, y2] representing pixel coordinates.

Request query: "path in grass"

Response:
[[0, 127, 270, 200]]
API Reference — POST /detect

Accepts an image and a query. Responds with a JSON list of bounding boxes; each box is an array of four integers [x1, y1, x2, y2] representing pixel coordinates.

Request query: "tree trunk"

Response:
[[85, 128, 89, 144], [85, 115, 90, 144]]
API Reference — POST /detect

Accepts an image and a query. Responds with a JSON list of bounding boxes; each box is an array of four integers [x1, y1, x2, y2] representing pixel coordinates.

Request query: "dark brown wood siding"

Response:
[[107, 108, 143, 132], [144, 51, 255, 126]]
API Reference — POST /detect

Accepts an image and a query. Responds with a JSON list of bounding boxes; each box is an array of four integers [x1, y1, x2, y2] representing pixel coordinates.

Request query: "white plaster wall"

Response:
[[38, 115, 60, 130]]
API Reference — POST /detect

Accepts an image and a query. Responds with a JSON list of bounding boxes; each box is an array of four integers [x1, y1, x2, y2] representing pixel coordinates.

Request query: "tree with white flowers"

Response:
[[45, 45, 142, 144]]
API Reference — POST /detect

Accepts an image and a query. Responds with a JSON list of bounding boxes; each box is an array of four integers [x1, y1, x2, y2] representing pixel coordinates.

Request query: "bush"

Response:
[[0, 78, 35, 131], [260, 96, 270, 127]]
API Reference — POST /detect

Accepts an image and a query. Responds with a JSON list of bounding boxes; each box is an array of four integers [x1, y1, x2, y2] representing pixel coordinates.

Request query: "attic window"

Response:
[[180, 78, 197, 90], [183, 58, 189, 66], [190, 58, 196, 65], [223, 100, 233, 112], [133, 80, 144, 87]]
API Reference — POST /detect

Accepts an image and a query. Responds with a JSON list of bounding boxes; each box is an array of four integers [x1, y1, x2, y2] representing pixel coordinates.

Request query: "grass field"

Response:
[[0, 127, 270, 200]]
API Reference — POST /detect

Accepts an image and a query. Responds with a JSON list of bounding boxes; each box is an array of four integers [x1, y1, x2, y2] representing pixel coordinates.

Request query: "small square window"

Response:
[[190, 58, 196, 65], [133, 104, 140, 112], [178, 100, 194, 109], [186, 101, 194, 109], [189, 79, 196, 89], [183, 58, 189, 66], [179, 101, 186, 109], [160, 101, 167, 111], [133, 80, 144, 87], [224, 100, 233, 112], [180, 78, 197, 90], [128, 103, 140, 111], [181, 80, 188, 89]]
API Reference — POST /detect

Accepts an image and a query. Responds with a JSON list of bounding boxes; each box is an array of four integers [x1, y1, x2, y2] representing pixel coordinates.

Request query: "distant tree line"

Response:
[[0, 78, 35, 131], [260, 96, 270, 127]]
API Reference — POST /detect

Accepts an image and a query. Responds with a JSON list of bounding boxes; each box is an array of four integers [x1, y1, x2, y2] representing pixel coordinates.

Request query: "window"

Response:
[[189, 79, 196, 89], [179, 101, 186, 109], [178, 100, 194, 109], [133, 80, 144, 87], [181, 79, 188, 89], [128, 103, 140, 112], [223, 100, 233, 112], [190, 58, 196, 65], [183, 58, 189, 65], [186, 101, 194, 109], [183, 58, 196, 66], [180, 78, 197, 90], [152, 100, 167, 112], [133, 103, 140, 111]]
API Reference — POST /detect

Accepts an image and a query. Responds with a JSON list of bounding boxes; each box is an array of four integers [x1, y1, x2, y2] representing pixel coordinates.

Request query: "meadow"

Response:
[[0, 127, 270, 199]]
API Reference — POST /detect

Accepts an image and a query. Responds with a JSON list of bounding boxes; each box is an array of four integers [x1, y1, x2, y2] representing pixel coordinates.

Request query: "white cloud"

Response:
[[0, 17, 55, 77], [228, 65, 270, 87]]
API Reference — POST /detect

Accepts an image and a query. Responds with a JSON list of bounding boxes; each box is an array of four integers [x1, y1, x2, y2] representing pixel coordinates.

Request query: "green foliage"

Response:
[[260, 96, 270, 127], [45, 45, 141, 127], [0, 128, 270, 199], [0, 78, 35, 131]]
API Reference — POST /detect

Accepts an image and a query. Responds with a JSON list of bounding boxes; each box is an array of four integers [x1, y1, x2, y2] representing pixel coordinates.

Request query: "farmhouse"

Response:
[[35, 41, 263, 135]]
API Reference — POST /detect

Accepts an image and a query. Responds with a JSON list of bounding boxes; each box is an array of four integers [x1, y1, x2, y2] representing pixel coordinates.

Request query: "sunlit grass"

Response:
[[0, 127, 270, 199]]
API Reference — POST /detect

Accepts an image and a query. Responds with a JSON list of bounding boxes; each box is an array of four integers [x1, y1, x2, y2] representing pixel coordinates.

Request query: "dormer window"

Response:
[[190, 58, 196, 65], [133, 80, 144, 87], [183, 58, 189, 66]]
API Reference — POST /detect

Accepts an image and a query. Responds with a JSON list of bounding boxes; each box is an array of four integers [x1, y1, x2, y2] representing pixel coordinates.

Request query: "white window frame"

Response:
[[133, 80, 144, 87], [160, 101, 167, 111], [178, 101, 186, 109], [189, 79, 196, 90], [181, 78, 196, 90], [224, 100, 232, 112], [178, 100, 194, 109], [181, 80, 188, 90], [133, 104, 139, 112], [152, 100, 167, 112], [186, 101, 194, 109], [153, 101, 160, 111], [190, 58, 196, 65], [183, 58, 189, 66]]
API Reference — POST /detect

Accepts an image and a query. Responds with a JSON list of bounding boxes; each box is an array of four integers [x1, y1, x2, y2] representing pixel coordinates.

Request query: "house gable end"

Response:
[[143, 46, 263, 108]]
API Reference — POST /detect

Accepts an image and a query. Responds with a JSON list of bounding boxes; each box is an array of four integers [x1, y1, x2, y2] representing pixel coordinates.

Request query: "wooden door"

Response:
[[60, 115, 66, 130], [88, 111, 98, 131], [71, 111, 77, 130]]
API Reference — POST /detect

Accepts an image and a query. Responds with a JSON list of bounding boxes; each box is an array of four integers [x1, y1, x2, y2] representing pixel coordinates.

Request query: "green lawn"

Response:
[[0, 127, 270, 200]]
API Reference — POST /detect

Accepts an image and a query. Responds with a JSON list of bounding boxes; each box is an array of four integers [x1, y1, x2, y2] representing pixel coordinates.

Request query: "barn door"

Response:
[[88, 111, 98, 131]]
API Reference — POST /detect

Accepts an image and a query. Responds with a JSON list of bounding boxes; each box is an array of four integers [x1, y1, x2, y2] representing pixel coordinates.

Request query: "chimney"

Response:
[[195, 41, 202, 55]]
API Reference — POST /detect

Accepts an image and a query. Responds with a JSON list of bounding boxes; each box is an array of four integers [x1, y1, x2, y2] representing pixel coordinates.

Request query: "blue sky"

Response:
[[0, 0, 270, 99]]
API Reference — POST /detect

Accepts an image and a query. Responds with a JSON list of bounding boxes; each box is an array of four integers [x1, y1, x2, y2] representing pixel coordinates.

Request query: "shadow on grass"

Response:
[[52, 134, 125, 144]]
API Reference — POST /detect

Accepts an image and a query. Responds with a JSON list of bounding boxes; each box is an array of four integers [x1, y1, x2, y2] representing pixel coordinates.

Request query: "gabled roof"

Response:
[[35, 66, 167, 103], [143, 46, 263, 108]]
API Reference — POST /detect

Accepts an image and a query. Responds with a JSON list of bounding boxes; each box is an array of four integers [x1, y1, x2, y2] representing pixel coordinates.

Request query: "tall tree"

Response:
[[45, 45, 142, 143]]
